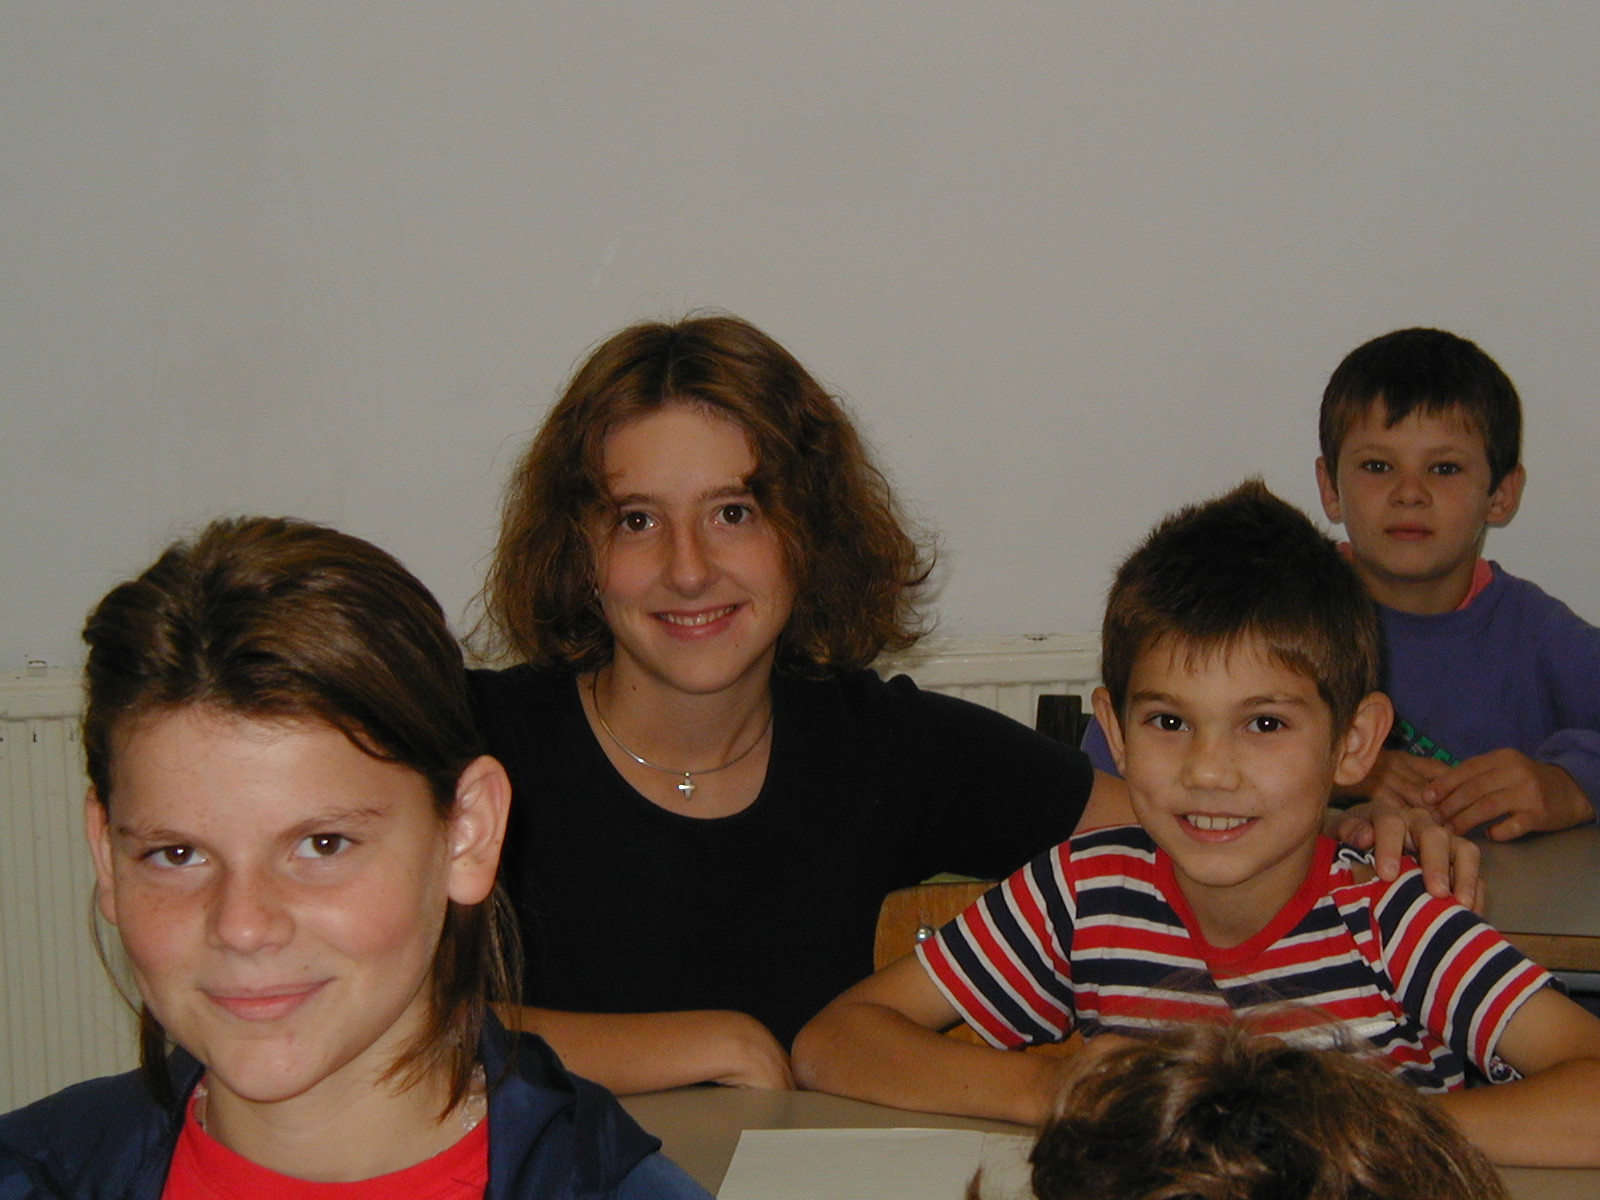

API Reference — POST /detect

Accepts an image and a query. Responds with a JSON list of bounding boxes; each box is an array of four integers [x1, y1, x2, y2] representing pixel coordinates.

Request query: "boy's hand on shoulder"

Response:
[[1426, 750, 1597, 840], [1349, 748, 1451, 809], [1329, 799, 1484, 911]]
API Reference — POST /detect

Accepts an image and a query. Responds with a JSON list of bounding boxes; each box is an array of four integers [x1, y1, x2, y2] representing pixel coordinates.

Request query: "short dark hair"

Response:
[[1017, 1023, 1506, 1200], [83, 516, 515, 1111], [1100, 480, 1379, 733], [474, 313, 931, 677], [1319, 327, 1522, 491]]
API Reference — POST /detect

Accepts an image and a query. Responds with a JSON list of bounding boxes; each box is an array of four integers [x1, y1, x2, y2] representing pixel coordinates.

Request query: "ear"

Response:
[[1090, 687, 1129, 777], [1486, 463, 1525, 528], [444, 755, 511, 906], [1332, 692, 1393, 788], [84, 789, 119, 927], [1315, 456, 1343, 524]]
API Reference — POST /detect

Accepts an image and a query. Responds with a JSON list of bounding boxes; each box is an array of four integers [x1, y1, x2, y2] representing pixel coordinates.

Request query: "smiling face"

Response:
[[593, 403, 797, 698], [1316, 402, 1523, 614], [1093, 638, 1385, 947], [86, 708, 486, 1115]]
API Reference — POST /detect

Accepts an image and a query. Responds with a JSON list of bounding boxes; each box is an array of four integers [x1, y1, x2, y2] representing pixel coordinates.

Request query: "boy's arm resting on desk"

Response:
[[791, 954, 1072, 1127], [495, 1005, 794, 1093], [1433, 986, 1600, 1167]]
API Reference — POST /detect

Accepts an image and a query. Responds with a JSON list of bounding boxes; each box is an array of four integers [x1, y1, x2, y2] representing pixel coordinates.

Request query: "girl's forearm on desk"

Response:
[[495, 1004, 794, 1093]]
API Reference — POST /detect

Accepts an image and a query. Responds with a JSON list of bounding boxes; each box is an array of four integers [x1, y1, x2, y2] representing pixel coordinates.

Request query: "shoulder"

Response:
[[1483, 566, 1600, 671], [609, 1154, 714, 1200], [468, 664, 571, 713], [1, 1069, 175, 1194], [467, 666, 579, 757], [798, 669, 1086, 761], [1483, 566, 1596, 632], [1021, 824, 1156, 893], [483, 1022, 663, 1197], [1069, 822, 1156, 859], [1329, 841, 1383, 887]]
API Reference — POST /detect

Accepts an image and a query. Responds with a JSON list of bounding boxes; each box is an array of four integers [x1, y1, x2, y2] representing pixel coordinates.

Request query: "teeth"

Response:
[[660, 606, 735, 627], [1187, 814, 1250, 832]]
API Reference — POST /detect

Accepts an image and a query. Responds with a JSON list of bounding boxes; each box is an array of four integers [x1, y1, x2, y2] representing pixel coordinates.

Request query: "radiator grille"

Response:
[[1, 677, 137, 1111]]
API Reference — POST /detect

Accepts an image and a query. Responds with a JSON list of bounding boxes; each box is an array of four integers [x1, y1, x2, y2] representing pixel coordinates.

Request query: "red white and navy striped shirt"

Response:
[[917, 825, 1551, 1092]]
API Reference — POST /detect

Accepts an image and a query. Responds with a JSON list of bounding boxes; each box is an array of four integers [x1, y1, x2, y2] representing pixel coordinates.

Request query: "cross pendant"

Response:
[[677, 775, 696, 801]]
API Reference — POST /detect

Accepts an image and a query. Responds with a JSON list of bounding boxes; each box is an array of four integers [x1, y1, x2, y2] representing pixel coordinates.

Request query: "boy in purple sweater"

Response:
[[1314, 327, 1599, 839]]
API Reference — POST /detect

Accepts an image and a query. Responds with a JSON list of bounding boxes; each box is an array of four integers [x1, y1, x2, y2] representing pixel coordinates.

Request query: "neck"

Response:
[[1355, 550, 1484, 616], [589, 659, 775, 768], [1174, 837, 1320, 950], [202, 1064, 469, 1183]]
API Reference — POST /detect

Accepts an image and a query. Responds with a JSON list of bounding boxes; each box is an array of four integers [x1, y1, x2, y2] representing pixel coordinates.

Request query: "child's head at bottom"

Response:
[[1019, 1022, 1505, 1200], [1090, 481, 1391, 939], [80, 516, 513, 1116]]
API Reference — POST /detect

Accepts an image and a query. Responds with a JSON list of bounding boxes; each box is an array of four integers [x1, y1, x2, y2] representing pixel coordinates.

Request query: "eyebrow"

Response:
[[1127, 690, 1182, 707], [1126, 691, 1313, 709], [606, 481, 756, 507], [1345, 438, 1476, 456], [112, 806, 390, 844]]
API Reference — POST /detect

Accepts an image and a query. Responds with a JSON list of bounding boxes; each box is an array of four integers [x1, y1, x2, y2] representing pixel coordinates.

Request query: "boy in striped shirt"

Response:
[[794, 480, 1600, 1167]]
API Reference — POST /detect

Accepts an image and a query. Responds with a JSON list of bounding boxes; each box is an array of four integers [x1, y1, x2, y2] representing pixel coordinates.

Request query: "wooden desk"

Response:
[[1482, 828, 1600, 973], [620, 1086, 1599, 1199]]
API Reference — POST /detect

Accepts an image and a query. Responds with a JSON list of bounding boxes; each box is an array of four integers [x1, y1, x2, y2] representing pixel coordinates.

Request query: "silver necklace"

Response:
[[589, 674, 772, 801]]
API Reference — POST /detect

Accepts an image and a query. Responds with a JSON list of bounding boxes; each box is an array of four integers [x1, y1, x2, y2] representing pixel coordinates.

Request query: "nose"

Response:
[[207, 865, 293, 955], [665, 522, 714, 595], [1180, 729, 1239, 791], [1389, 466, 1429, 507]]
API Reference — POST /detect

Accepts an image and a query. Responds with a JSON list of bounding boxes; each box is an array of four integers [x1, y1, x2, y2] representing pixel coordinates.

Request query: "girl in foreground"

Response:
[[0, 518, 708, 1199]]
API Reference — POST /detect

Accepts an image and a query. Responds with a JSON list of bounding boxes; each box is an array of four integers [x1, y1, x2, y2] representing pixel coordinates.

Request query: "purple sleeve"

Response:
[[1531, 592, 1600, 818], [1079, 714, 1119, 775]]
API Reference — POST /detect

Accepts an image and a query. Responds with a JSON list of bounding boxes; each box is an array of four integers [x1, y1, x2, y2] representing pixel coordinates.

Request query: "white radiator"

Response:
[[877, 633, 1102, 725], [1, 671, 136, 1112], [0, 636, 1102, 1109]]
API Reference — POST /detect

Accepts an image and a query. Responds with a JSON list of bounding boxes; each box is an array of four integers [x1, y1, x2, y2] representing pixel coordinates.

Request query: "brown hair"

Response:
[[1319, 327, 1522, 491], [1100, 480, 1379, 734], [475, 314, 930, 676], [82, 516, 516, 1110], [1012, 1023, 1506, 1200]]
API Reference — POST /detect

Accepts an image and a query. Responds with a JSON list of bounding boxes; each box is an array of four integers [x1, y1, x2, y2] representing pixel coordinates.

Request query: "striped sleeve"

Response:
[[1373, 868, 1553, 1076], [916, 842, 1078, 1049]]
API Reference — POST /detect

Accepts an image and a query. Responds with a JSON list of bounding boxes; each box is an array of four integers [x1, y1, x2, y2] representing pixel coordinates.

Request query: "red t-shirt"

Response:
[[162, 1095, 489, 1200]]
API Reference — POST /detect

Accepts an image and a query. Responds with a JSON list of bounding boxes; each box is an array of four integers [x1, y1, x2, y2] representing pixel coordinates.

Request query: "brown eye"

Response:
[[720, 504, 753, 525], [619, 510, 654, 533], [147, 844, 206, 868], [294, 834, 351, 859]]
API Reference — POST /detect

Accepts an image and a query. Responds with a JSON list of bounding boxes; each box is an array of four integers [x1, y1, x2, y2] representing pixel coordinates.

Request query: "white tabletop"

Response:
[[620, 1086, 1599, 1199]]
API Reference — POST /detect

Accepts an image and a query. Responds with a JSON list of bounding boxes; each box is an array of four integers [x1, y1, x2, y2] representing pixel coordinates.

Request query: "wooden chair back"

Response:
[[874, 880, 1082, 1057]]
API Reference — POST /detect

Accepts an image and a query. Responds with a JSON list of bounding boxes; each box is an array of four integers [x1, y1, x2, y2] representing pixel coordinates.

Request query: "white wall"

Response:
[[4, 2, 1597, 673]]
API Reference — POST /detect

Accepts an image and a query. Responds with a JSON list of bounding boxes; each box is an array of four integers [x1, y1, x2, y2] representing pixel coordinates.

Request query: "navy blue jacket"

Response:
[[0, 1019, 703, 1199]]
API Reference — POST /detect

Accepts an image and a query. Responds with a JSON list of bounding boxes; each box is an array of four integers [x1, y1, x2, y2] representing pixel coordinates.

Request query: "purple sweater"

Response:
[[1080, 565, 1600, 811]]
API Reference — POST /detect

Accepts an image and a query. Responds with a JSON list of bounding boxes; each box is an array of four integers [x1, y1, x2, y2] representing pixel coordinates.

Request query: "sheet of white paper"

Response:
[[717, 1127, 1035, 1200]]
